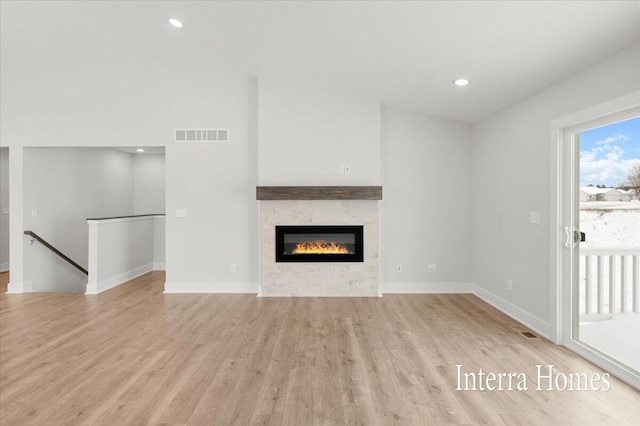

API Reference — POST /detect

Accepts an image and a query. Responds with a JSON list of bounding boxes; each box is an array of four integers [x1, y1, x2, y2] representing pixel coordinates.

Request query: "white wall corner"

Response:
[[85, 282, 98, 295], [6, 281, 32, 294], [383, 282, 473, 294], [152, 262, 166, 271], [85, 264, 153, 295], [0, 263, 9, 273], [471, 284, 551, 340], [164, 282, 259, 294]]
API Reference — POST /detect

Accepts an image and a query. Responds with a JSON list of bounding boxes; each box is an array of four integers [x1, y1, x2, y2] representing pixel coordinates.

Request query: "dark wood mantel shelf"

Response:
[[256, 186, 382, 201]]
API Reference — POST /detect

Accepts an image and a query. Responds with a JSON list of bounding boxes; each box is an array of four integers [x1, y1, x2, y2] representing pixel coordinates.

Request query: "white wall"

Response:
[[381, 107, 472, 292], [23, 148, 134, 292], [1, 64, 172, 289], [165, 75, 259, 292], [0, 147, 8, 271], [1, 61, 254, 292], [0, 64, 180, 148], [471, 43, 640, 337], [153, 216, 165, 270], [6, 41, 637, 306], [133, 154, 165, 215], [87, 215, 164, 294], [258, 78, 381, 185]]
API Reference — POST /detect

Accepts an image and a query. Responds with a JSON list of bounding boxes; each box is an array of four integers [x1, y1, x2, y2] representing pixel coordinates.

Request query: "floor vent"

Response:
[[520, 331, 538, 339], [174, 129, 229, 142]]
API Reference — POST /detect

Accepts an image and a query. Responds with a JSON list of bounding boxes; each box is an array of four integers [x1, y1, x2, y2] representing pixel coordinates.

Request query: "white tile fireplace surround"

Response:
[[257, 187, 382, 297]]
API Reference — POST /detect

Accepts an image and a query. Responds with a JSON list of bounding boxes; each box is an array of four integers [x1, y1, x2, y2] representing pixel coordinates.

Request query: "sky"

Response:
[[580, 116, 640, 187]]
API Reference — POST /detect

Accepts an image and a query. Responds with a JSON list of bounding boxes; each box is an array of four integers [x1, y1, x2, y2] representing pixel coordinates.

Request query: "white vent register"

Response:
[[174, 129, 229, 142]]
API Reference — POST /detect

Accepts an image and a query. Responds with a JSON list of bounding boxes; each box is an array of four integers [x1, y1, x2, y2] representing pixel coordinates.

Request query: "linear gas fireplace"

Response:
[[276, 225, 364, 262]]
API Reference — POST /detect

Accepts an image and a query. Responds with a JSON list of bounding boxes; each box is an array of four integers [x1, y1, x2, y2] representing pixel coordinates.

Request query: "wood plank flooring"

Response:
[[1, 270, 638, 425]]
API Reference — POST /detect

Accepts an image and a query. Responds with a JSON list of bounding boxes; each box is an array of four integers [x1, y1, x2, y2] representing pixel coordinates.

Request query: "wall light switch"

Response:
[[427, 264, 437, 273], [530, 211, 540, 225], [175, 209, 188, 218], [344, 165, 352, 174], [31, 208, 38, 218]]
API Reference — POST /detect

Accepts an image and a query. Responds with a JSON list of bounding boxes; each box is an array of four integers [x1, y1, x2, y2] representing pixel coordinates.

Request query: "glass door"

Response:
[[574, 115, 640, 375]]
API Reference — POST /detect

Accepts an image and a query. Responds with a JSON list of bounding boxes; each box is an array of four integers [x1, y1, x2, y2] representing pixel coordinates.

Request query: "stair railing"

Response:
[[24, 230, 88, 275]]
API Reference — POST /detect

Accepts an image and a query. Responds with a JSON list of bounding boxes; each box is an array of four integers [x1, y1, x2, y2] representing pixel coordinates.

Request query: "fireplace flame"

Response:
[[292, 240, 350, 254]]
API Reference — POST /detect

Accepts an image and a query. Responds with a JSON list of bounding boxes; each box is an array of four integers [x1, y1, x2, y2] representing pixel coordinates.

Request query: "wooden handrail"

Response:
[[24, 231, 88, 275], [86, 213, 165, 221]]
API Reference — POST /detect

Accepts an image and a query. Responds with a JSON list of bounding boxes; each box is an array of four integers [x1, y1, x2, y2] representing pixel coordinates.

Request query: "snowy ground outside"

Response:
[[579, 201, 640, 247], [578, 201, 639, 373], [580, 313, 640, 372]]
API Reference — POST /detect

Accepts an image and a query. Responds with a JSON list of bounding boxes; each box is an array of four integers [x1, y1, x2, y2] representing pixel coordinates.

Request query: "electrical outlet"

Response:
[[31, 208, 38, 218], [396, 264, 402, 273], [530, 211, 540, 225], [230, 263, 236, 273], [337, 165, 345, 174], [427, 264, 437, 273], [175, 209, 188, 217], [507, 279, 513, 291], [344, 165, 352, 174]]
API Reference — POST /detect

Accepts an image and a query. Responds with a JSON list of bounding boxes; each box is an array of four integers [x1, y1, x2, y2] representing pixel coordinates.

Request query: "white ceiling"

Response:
[[1, 0, 639, 123]]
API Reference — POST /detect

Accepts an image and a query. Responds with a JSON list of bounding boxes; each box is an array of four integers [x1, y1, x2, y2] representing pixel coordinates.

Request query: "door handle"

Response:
[[565, 227, 586, 247]]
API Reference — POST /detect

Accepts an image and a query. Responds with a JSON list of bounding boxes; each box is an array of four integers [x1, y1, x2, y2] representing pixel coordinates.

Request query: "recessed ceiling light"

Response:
[[136, 148, 145, 152], [453, 78, 470, 87], [168, 18, 183, 28]]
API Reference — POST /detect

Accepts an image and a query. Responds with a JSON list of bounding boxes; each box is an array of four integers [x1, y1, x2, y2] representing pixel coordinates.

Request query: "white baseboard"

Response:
[[383, 282, 473, 294], [6, 281, 33, 293], [0, 262, 9, 273], [471, 284, 551, 339], [86, 264, 153, 295], [164, 282, 259, 294], [153, 262, 166, 271]]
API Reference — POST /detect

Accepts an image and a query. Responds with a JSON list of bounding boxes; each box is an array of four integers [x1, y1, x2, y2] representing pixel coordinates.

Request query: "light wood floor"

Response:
[[1, 271, 638, 425]]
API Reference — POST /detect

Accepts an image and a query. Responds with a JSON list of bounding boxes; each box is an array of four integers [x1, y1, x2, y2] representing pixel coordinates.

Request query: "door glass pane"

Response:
[[577, 116, 640, 373]]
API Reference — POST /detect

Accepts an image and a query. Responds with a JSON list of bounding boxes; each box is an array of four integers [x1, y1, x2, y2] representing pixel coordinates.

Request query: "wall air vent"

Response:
[[174, 129, 229, 142]]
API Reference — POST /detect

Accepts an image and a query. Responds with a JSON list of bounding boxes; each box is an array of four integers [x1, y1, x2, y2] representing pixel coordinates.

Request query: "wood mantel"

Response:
[[256, 186, 382, 200]]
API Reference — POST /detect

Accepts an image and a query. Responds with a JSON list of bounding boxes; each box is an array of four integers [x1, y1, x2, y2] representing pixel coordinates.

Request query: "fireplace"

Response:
[[258, 189, 381, 296], [275, 225, 364, 262]]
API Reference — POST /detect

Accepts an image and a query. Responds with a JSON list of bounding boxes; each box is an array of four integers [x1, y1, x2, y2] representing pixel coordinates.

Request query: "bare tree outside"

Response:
[[626, 163, 640, 199]]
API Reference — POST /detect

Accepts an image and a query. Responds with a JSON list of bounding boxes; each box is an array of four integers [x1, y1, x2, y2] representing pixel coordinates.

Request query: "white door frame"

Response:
[[550, 91, 640, 390]]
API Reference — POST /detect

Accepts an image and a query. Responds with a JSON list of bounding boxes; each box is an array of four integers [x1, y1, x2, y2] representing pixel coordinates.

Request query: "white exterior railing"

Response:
[[579, 247, 640, 314]]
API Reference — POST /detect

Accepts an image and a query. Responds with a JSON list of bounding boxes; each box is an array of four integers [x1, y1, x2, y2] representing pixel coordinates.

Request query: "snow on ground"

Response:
[[579, 201, 640, 247], [580, 313, 640, 372]]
